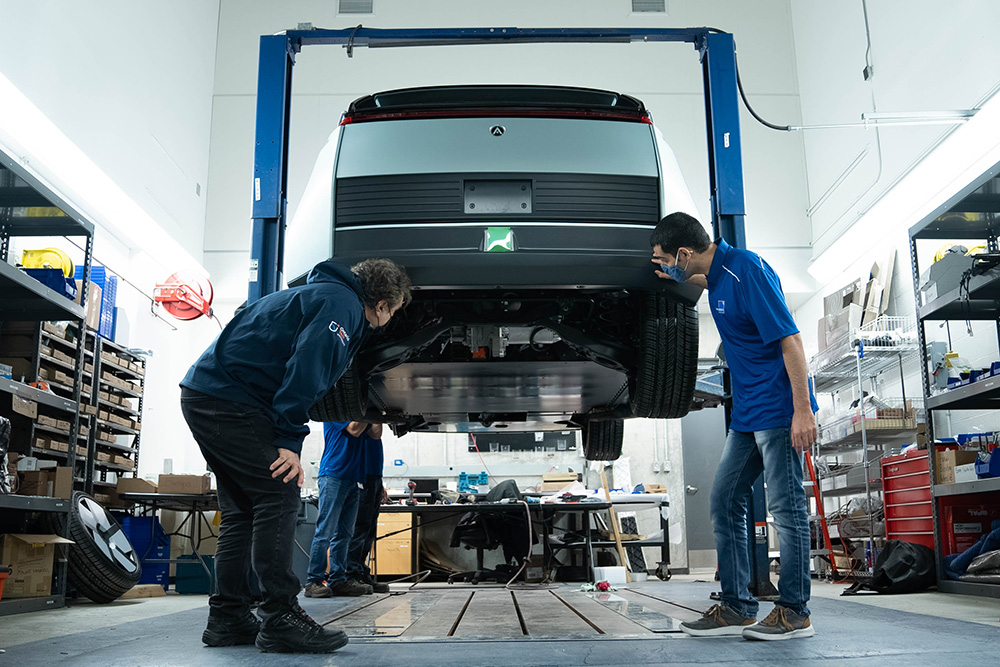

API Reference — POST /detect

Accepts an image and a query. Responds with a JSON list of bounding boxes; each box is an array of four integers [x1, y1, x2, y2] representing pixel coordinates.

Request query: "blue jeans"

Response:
[[711, 427, 811, 618], [306, 475, 360, 586]]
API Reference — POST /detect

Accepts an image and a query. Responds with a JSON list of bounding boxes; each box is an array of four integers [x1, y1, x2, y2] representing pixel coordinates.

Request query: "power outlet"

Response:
[[662, 459, 671, 473], [652, 461, 660, 472]]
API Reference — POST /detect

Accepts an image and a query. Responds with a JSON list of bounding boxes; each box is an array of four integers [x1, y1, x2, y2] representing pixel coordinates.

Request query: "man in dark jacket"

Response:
[[180, 258, 409, 654]]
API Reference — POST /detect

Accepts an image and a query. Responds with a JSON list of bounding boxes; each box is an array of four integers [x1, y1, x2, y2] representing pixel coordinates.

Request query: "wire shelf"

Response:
[[812, 316, 919, 393]]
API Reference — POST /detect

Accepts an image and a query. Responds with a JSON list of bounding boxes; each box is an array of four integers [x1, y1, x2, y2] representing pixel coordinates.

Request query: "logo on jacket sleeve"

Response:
[[329, 321, 350, 346]]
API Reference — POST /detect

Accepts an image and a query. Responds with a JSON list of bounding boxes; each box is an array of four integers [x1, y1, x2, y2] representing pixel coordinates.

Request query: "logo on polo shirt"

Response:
[[716, 300, 725, 314], [329, 320, 350, 346]]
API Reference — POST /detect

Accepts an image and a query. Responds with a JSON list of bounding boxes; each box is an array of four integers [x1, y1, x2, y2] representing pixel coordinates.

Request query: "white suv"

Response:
[[295, 85, 702, 460]]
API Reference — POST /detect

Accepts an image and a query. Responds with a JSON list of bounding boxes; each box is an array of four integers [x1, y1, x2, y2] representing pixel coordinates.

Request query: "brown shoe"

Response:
[[742, 606, 815, 641], [328, 580, 372, 597], [303, 582, 332, 598]]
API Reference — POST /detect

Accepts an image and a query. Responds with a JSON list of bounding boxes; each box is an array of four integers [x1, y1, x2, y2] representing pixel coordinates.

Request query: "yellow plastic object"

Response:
[[933, 244, 957, 263], [21, 247, 74, 278], [965, 244, 987, 256]]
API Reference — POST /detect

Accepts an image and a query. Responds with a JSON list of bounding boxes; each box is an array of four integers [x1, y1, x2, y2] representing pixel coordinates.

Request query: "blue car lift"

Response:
[[249, 26, 773, 598]]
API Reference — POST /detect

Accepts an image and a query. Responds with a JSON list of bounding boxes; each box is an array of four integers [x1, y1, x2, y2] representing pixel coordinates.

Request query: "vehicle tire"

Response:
[[630, 293, 698, 419], [308, 363, 368, 422], [583, 419, 624, 461], [47, 492, 141, 603]]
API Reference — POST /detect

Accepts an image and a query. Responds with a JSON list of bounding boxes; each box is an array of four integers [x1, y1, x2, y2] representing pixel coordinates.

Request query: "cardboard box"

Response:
[[113, 455, 135, 470], [19, 467, 73, 499], [936, 450, 980, 484], [157, 474, 212, 495], [12, 394, 37, 419], [823, 279, 864, 318], [116, 477, 158, 495], [373, 537, 412, 575], [0, 534, 75, 598], [96, 452, 111, 463], [73, 280, 102, 331]]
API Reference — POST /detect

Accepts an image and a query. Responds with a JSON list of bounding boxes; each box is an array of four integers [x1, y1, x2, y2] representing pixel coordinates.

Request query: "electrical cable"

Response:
[[468, 433, 496, 487], [505, 500, 558, 590]]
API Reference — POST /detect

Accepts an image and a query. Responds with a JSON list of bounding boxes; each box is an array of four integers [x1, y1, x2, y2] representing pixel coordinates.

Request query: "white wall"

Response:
[[790, 0, 1000, 352], [0, 0, 219, 264], [0, 1, 222, 479]]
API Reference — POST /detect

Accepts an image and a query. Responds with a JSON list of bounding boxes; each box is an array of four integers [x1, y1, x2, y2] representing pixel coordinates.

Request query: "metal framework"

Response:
[[249, 26, 764, 588]]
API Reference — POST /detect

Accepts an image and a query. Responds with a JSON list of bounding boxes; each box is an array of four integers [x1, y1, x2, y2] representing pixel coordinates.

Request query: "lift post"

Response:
[[249, 25, 770, 594]]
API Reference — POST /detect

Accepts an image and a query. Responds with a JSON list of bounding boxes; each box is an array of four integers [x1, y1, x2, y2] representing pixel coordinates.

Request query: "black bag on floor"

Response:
[[845, 539, 936, 595]]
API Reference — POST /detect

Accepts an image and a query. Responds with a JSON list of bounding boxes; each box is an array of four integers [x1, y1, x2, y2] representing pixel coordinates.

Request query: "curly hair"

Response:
[[351, 258, 412, 309]]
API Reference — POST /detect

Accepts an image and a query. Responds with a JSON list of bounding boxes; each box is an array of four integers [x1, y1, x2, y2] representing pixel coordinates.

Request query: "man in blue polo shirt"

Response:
[[344, 424, 389, 594], [650, 212, 817, 641], [304, 421, 377, 598]]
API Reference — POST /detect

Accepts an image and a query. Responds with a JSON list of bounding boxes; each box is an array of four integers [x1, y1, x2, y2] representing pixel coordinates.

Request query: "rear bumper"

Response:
[[334, 225, 702, 304]]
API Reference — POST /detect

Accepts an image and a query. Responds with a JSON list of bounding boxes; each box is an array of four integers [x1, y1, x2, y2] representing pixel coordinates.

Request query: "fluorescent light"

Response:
[[808, 96, 1000, 283], [0, 71, 206, 277]]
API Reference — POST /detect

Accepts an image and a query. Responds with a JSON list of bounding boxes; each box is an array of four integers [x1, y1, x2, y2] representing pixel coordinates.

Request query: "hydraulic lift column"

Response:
[[701, 32, 776, 599]]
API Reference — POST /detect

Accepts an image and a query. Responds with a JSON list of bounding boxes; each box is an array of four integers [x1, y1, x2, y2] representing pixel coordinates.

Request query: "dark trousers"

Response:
[[180, 388, 301, 625], [345, 474, 383, 583]]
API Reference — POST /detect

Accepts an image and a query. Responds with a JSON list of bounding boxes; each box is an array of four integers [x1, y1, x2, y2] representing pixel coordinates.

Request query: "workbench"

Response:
[[377, 501, 613, 583]]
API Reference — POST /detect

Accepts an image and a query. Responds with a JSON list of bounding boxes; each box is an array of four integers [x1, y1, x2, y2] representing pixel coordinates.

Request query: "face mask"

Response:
[[661, 251, 689, 283]]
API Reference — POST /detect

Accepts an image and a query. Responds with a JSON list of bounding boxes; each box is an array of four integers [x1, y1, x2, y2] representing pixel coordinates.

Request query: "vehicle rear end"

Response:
[[307, 86, 701, 456]]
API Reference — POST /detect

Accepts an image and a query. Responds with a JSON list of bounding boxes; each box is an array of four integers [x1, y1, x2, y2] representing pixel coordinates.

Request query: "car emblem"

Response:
[[484, 227, 514, 252], [490, 125, 505, 136]]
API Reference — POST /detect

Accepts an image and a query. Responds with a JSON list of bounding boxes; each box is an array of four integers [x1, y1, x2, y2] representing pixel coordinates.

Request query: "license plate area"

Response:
[[464, 180, 532, 214]]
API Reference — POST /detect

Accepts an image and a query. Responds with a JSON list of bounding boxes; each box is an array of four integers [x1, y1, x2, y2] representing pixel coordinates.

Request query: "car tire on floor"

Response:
[[47, 491, 142, 603]]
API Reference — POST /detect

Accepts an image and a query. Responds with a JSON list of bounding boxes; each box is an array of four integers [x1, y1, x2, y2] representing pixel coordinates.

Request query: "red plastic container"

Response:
[[882, 450, 934, 550], [0, 566, 9, 601]]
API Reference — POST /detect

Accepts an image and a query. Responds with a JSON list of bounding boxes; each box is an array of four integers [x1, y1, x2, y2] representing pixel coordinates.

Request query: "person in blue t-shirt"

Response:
[[344, 424, 389, 594], [650, 212, 817, 641], [305, 421, 381, 598]]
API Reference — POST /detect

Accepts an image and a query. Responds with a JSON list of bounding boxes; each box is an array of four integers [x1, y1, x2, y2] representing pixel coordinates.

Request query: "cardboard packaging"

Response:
[[823, 279, 864, 318], [73, 280, 102, 331], [0, 534, 75, 598], [157, 474, 212, 495], [116, 477, 158, 495], [20, 467, 73, 498], [936, 450, 980, 484]]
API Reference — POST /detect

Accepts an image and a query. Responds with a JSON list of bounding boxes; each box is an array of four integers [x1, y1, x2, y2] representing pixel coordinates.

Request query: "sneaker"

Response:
[[742, 605, 815, 641], [329, 580, 372, 597], [680, 604, 756, 637], [304, 582, 333, 598], [202, 611, 261, 646], [255, 606, 349, 654]]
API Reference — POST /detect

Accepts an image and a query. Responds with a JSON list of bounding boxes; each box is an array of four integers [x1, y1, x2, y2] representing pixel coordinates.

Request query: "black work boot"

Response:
[[202, 611, 261, 646], [255, 606, 349, 654], [370, 580, 390, 594]]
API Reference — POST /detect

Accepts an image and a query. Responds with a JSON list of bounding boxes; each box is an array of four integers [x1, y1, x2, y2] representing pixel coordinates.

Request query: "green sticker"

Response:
[[485, 227, 514, 252]]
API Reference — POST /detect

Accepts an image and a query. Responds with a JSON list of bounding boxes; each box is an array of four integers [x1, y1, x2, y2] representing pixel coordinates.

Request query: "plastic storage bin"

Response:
[[176, 554, 215, 594], [74, 265, 117, 340], [120, 516, 170, 591]]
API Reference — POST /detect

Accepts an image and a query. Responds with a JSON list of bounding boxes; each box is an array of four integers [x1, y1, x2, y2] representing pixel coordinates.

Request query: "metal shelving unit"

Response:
[[810, 315, 920, 577], [0, 147, 95, 616], [909, 159, 1000, 599]]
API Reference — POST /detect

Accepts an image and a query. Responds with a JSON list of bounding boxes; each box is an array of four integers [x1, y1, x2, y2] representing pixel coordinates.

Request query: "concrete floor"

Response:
[[1, 575, 997, 666]]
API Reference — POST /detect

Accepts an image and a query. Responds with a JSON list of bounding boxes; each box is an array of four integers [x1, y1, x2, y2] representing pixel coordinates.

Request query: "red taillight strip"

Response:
[[340, 109, 651, 125]]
